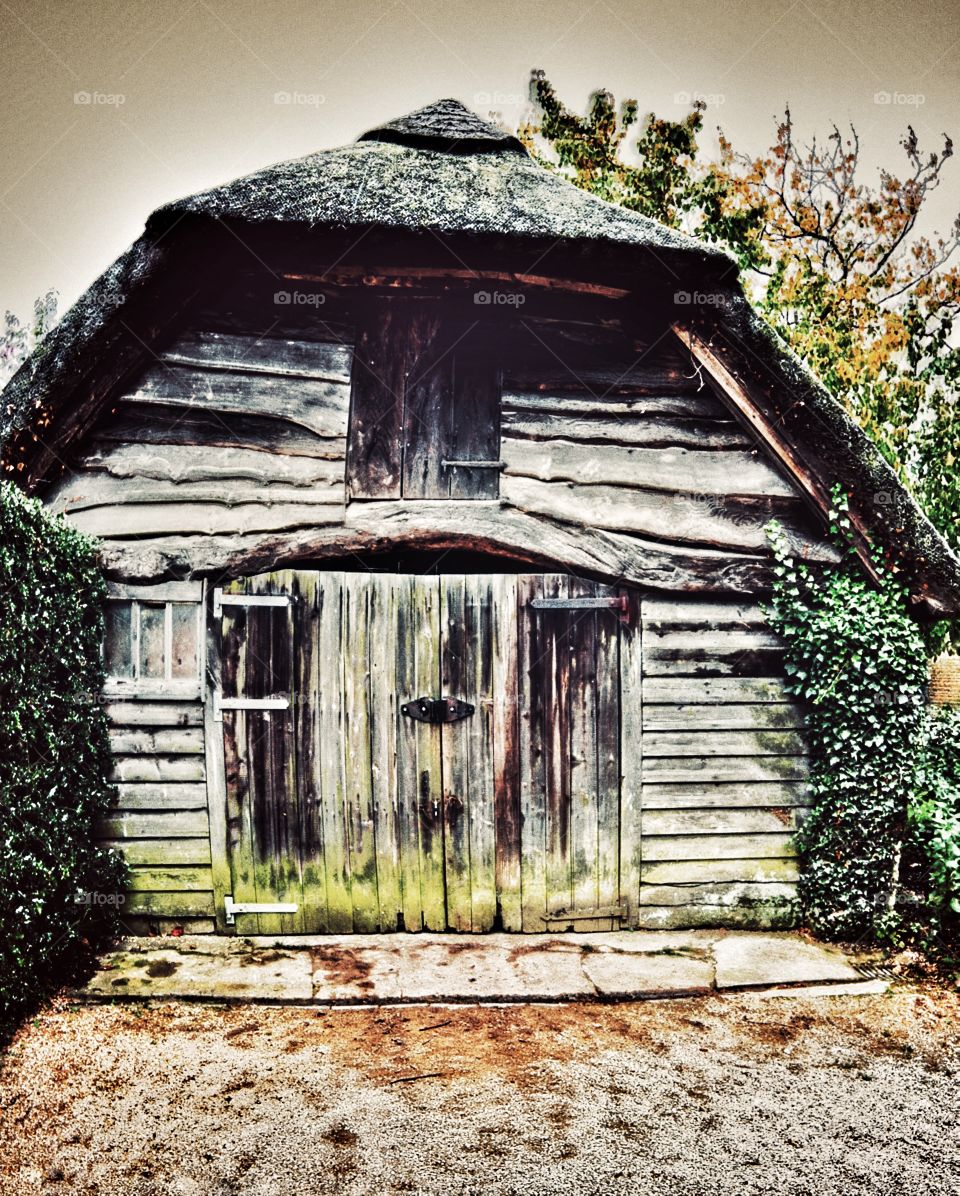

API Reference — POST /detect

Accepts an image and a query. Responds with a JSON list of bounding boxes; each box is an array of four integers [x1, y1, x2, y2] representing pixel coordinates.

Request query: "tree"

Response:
[[1, 290, 58, 388], [522, 73, 960, 584]]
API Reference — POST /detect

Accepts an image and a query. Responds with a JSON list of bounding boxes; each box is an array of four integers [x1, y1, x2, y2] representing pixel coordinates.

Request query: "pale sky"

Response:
[[1, 0, 958, 319]]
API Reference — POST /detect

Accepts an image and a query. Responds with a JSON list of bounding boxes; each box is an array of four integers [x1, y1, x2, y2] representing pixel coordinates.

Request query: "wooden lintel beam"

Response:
[[282, 267, 631, 300]]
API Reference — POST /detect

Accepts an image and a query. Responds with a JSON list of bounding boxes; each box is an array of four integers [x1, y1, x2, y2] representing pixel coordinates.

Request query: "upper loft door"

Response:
[[346, 305, 502, 501], [215, 570, 631, 934]]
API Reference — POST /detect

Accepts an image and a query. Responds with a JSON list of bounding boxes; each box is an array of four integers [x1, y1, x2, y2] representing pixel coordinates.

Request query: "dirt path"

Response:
[[1, 988, 958, 1195]]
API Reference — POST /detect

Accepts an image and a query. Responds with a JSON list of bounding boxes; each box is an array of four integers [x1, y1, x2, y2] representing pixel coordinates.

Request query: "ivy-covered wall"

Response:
[[0, 481, 124, 1028], [767, 500, 960, 956]]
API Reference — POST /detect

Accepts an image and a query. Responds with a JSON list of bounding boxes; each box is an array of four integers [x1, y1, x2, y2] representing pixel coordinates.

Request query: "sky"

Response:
[[1, 0, 958, 319]]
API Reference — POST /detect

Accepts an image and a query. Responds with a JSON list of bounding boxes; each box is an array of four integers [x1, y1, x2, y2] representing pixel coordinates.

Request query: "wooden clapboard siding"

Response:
[[494, 331, 835, 574], [99, 692, 215, 927], [50, 326, 352, 548], [638, 594, 805, 928]]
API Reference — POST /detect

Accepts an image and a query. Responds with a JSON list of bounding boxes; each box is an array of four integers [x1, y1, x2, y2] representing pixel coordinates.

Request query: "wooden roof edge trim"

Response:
[[674, 323, 882, 586]]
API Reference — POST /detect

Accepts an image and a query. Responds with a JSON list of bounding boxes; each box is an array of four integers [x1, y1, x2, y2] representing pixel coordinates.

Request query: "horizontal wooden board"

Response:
[[501, 364, 714, 397], [635, 902, 798, 930], [83, 443, 346, 488], [109, 755, 206, 783], [161, 330, 353, 383], [503, 438, 796, 498], [124, 890, 216, 917], [121, 916, 216, 934], [501, 476, 822, 556], [106, 702, 204, 728], [99, 403, 346, 459], [108, 728, 205, 756], [642, 597, 769, 628], [642, 756, 809, 783], [111, 783, 209, 811], [642, 703, 804, 731], [642, 729, 806, 757], [106, 581, 202, 602], [637, 881, 798, 907], [127, 866, 214, 892], [125, 362, 350, 438], [501, 410, 753, 450], [642, 631, 785, 678], [502, 391, 726, 420], [641, 781, 810, 809], [641, 833, 796, 861], [642, 808, 806, 836], [99, 838, 212, 866], [68, 500, 344, 540], [96, 811, 209, 840], [641, 857, 800, 884], [53, 475, 343, 516], [642, 677, 793, 705]]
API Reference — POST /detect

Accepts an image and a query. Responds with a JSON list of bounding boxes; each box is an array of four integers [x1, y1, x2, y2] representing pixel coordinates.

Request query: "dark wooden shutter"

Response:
[[347, 304, 501, 500], [345, 303, 407, 500]]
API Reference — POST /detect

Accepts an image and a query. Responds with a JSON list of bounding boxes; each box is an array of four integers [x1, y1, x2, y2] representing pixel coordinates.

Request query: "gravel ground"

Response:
[[1, 987, 958, 1196]]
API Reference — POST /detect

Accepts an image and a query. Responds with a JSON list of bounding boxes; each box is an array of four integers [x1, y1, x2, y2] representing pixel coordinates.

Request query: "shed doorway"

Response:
[[215, 570, 637, 934]]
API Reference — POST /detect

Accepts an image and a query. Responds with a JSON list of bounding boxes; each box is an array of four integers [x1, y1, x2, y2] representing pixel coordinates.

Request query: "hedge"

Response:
[[0, 481, 125, 1028]]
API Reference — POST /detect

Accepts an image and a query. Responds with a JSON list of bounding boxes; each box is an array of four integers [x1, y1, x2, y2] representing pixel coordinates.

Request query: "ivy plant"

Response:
[[765, 494, 930, 941], [0, 481, 125, 1030]]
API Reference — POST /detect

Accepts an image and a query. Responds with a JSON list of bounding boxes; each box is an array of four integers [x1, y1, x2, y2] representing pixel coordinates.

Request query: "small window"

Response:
[[103, 583, 202, 698]]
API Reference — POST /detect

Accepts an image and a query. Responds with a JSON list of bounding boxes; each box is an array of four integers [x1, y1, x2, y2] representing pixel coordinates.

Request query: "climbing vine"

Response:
[[764, 494, 943, 943]]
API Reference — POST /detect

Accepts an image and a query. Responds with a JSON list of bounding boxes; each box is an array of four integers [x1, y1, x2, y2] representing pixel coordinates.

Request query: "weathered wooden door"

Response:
[[217, 570, 632, 933]]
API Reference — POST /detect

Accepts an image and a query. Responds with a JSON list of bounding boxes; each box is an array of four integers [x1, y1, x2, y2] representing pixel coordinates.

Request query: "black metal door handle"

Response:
[[400, 697, 475, 724]]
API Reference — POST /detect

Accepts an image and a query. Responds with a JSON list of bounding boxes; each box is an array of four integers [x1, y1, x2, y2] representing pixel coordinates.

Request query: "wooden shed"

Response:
[[4, 99, 959, 936]]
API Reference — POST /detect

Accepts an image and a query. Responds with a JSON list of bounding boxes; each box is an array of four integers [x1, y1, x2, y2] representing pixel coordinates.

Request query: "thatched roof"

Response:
[[2, 98, 958, 615], [145, 99, 729, 273]]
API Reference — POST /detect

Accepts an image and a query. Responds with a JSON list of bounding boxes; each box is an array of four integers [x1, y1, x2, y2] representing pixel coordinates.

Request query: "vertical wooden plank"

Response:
[[294, 571, 328, 933], [543, 576, 574, 920], [445, 331, 501, 499], [492, 573, 522, 931], [220, 583, 261, 936], [244, 572, 299, 936], [567, 578, 601, 917], [518, 574, 564, 931], [619, 586, 644, 927], [402, 310, 451, 499], [414, 577, 445, 930], [341, 575, 380, 932], [440, 576, 473, 930], [594, 586, 622, 916], [368, 573, 402, 932], [316, 573, 353, 933], [346, 304, 405, 499], [203, 582, 232, 933], [465, 574, 498, 931], [395, 575, 424, 931]]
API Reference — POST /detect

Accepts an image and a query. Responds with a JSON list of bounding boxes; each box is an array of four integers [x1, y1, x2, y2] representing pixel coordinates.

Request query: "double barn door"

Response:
[[217, 571, 638, 934]]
